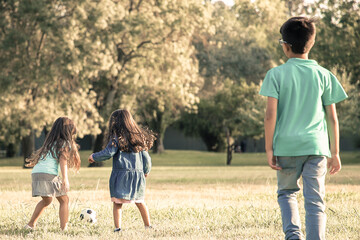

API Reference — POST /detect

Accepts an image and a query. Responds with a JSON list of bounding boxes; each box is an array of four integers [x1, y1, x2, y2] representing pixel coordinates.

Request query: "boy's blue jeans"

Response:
[[277, 155, 327, 240]]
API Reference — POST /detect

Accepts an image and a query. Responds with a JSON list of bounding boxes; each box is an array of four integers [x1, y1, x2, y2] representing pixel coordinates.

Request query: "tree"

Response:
[[135, 19, 205, 152], [79, 0, 208, 154], [331, 67, 360, 137], [179, 80, 265, 158], [311, 0, 360, 84], [178, 0, 286, 156], [0, 0, 102, 166], [193, 0, 283, 93], [280, 0, 314, 16]]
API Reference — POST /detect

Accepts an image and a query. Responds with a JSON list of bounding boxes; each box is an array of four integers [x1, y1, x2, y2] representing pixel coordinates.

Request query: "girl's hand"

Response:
[[88, 154, 95, 163], [62, 180, 70, 192], [144, 174, 148, 178]]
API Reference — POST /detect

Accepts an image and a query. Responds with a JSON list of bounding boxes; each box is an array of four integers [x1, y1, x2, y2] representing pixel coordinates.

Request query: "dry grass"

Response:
[[0, 164, 360, 239]]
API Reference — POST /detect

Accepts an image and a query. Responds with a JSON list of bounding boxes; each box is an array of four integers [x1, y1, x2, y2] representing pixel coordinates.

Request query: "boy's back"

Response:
[[260, 16, 347, 240], [260, 58, 346, 157]]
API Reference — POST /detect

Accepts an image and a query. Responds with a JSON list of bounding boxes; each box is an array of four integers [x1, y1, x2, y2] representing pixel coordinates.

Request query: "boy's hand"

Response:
[[327, 154, 341, 175], [267, 151, 282, 170], [144, 174, 148, 177], [88, 154, 95, 163]]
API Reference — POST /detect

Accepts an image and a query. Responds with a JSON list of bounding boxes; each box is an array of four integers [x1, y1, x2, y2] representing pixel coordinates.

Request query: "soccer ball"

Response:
[[80, 208, 97, 223]]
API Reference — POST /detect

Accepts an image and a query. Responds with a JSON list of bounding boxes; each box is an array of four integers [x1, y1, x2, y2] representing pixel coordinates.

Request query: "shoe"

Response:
[[114, 228, 121, 232], [62, 224, 68, 232], [145, 225, 153, 230], [24, 225, 33, 231]]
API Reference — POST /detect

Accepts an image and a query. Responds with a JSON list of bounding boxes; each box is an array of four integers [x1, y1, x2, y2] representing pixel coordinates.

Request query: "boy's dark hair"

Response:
[[280, 17, 316, 54]]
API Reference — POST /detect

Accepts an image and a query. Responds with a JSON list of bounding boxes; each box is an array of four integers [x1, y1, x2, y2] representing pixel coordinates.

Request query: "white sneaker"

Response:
[[24, 225, 33, 231], [62, 224, 68, 232]]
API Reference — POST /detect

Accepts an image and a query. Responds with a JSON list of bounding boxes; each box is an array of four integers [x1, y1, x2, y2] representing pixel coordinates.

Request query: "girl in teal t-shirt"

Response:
[[25, 117, 81, 231]]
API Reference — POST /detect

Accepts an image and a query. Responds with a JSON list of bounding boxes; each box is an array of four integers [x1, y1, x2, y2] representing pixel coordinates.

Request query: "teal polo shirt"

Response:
[[259, 58, 347, 157]]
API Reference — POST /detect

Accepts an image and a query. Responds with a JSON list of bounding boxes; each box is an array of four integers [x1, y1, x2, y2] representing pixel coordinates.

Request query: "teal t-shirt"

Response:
[[259, 58, 348, 157], [32, 150, 60, 175]]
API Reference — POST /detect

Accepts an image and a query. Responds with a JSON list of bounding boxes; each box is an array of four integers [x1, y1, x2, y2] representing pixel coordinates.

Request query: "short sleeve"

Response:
[[259, 69, 279, 99], [322, 72, 348, 106]]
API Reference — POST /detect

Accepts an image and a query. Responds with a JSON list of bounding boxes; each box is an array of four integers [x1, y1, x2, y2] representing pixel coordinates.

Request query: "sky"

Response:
[[212, 0, 234, 6], [212, 0, 316, 6]]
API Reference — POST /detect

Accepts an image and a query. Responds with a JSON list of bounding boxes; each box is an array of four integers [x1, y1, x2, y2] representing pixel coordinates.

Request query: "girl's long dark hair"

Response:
[[26, 117, 81, 171], [104, 109, 156, 153]]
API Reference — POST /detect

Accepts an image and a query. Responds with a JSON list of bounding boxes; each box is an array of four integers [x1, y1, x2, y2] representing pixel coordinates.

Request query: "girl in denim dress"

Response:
[[88, 109, 155, 232]]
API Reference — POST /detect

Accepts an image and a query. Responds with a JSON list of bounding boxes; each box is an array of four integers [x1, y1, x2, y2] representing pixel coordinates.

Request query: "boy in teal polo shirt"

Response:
[[260, 17, 347, 240]]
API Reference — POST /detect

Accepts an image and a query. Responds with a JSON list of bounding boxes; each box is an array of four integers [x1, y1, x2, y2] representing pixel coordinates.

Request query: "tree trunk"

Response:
[[149, 112, 166, 154], [6, 143, 17, 157], [88, 132, 104, 167], [200, 131, 226, 152], [93, 132, 105, 152], [226, 145, 233, 165], [226, 128, 232, 165], [22, 131, 35, 168], [253, 140, 257, 153], [152, 136, 165, 154]]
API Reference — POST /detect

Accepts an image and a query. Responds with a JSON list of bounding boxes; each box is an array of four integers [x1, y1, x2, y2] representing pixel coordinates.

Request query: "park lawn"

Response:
[[0, 151, 359, 239], [0, 150, 359, 167]]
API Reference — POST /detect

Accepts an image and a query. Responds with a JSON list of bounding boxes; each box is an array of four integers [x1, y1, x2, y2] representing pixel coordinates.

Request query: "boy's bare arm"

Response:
[[264, 97, 281, 170], [325, 104, 341, 175]]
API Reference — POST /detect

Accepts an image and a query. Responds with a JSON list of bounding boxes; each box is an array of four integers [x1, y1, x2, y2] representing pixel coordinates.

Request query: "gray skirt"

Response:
[[32, 173, 66, 197]]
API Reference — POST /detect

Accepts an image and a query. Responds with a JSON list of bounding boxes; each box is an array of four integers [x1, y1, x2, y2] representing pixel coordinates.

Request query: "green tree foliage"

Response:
[[179, 0, 286, 152], [332, 68, 360, 136], [0, 0, 102, 163], [179, 80, 265, 152], [0, 0, 207, 158], [233, 0, 288, 59], [194, 1, 286, 91], [311, 0, 360, 84], [1, 0, 358, 162], [78, 0, 207, 153], [136, 39, 203, 153], [280, 0, 314, 16]]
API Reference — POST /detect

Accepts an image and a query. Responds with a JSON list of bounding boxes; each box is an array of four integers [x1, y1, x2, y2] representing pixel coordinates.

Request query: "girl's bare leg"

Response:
[[56, 195, 69, 230], [135, 202, 150, 227], [27, 196, 53, 228], [113, 202, 123, 229]]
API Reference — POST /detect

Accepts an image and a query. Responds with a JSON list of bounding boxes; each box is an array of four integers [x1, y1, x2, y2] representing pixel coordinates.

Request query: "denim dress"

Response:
[[92, 139, 151, 201]]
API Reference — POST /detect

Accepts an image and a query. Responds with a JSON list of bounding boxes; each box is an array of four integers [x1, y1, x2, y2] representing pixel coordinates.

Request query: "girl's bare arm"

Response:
[[59, 154, 69, 192]]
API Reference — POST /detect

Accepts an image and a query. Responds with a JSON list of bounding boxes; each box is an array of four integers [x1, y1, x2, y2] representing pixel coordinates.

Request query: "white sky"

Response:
[[212, 0, 316, 6], [212, 0, 235, 6]]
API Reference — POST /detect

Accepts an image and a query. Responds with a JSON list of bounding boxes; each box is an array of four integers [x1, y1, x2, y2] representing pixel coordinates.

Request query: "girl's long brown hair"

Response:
[[26, 117, 81, 171], [104, 109, 156, 153]]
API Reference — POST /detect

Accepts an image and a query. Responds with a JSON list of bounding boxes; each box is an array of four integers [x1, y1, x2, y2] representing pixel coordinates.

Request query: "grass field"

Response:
[[1, 150, 360, 167], [0, 150, 359, 239]]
